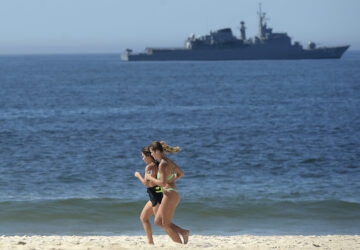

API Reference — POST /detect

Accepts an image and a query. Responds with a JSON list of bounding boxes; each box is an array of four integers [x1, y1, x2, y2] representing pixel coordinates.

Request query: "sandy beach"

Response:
[[0, 235, 359, 250]]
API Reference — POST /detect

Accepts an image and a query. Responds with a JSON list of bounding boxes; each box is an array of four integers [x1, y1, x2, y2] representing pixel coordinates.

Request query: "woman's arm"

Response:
[[145, 161, 167, 187], [145, 163, 154, 173], [146, 162, 158, 179], [135, 171, 150, 187], [166, 157, 184, 181], [135, 163, 155, 187]]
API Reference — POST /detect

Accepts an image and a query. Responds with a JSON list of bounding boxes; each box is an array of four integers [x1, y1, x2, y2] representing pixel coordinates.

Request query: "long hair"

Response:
[[142, 146, 155, 161], [151, 141, 181, 154]]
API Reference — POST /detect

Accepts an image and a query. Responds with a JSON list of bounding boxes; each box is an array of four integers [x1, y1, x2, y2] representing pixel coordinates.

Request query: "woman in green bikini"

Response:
[[145, 141, 190, 244]]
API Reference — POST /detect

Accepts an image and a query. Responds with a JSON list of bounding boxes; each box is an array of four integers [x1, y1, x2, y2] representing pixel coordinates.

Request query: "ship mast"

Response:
[[257, 3, 266, 39], [240, 21, 246, 40]]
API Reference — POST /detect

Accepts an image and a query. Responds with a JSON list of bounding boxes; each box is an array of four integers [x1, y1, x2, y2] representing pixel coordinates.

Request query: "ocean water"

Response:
[[0, 52, 359, 236]]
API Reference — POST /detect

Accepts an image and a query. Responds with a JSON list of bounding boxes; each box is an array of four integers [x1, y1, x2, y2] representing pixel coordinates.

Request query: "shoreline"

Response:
[[0, 235, 359, 249]]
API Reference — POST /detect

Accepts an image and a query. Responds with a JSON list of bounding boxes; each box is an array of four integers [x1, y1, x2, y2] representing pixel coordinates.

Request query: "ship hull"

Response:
[[121, 45, 349, 61]]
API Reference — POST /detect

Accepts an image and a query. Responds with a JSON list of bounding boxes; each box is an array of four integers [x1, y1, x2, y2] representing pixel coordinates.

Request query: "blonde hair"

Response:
[[161, 141, 181, 154], [150, 141, 181, 154]]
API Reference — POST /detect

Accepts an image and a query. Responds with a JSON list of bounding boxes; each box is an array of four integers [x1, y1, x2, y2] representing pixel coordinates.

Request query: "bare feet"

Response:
[[180, 230, 190, 244]]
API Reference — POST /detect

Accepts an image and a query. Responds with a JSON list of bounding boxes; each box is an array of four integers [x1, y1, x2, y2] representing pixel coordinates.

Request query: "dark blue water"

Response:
[[0, 52, 359, 236]]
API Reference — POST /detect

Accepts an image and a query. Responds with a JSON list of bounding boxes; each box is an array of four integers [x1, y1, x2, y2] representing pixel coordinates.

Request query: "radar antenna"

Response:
[[257, 3, 267, 39]]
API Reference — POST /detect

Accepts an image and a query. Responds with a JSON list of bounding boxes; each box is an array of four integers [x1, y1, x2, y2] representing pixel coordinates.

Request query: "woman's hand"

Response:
[[145, 172, 152, 182], [134, 172, 141, 178]]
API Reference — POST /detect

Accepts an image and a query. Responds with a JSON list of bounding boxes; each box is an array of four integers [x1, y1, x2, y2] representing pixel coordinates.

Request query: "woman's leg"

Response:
[[153, 203, 189, 243], [154, 191, 183, 243], [171, 223, 190, 244], [152, 203, 160, 215], [140, 201, 155, 244]]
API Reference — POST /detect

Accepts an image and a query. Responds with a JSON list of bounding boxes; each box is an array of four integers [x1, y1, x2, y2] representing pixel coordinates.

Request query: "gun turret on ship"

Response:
[[121, 5, 349, 61]]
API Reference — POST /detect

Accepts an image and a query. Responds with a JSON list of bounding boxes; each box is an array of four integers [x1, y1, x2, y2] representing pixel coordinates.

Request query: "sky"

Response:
[[0, 0, 359, 54]]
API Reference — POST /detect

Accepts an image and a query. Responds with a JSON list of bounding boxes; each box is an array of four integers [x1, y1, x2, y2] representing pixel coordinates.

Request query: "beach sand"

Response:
[[0, 235, 359, 250]]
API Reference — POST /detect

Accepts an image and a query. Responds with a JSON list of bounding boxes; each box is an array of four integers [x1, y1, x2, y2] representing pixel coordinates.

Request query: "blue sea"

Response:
[[0, 52, 359, 236]]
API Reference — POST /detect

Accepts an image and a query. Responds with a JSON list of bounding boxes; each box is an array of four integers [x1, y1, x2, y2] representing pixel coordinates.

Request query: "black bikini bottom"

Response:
[[147, 186, 163, 207]]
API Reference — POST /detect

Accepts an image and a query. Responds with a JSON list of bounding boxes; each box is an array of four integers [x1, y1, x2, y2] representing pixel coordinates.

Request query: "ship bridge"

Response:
[[185, 27, 240, 49]]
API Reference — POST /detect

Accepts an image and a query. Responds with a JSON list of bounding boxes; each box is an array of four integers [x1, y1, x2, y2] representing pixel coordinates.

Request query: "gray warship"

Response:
[[121, 6, 349, 61]]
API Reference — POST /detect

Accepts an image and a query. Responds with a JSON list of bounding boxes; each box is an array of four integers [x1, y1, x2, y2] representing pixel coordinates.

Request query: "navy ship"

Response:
[[121, 6, 349, 61]]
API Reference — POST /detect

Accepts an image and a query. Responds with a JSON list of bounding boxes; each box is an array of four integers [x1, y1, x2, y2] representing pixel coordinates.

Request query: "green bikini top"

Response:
[[157, 166, 176, 181]]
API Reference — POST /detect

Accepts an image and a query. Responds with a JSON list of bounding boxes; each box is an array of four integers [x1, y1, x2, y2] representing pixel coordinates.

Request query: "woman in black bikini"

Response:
[[134, 146, 162, 244]]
